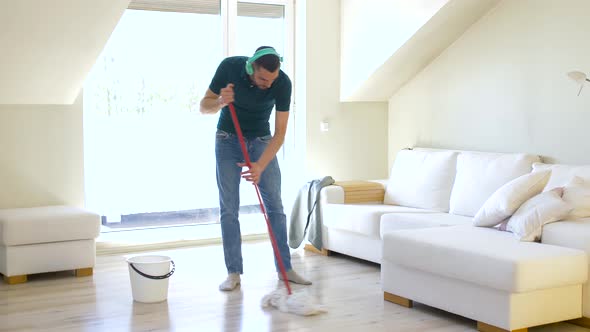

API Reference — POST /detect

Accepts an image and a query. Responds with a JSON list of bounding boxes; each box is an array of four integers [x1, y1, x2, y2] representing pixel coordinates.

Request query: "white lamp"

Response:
[[567, 71, 590, 96]]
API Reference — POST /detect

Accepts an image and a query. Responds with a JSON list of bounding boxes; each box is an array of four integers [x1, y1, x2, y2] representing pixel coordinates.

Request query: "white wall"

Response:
[[389, 0, 590, 167], [0, 0, 129, 104], [340, 0, 448, 100], [0, 94, 85, 209], [306, 0, 388, 181]]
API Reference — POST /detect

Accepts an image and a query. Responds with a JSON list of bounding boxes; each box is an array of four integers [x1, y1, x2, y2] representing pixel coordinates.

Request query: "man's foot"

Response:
[[278, 269, 312, 285], [219, 273, 241, 291]]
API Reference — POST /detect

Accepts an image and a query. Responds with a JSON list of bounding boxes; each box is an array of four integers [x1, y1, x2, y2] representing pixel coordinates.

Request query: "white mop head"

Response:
[[261, 289, 327, 316]]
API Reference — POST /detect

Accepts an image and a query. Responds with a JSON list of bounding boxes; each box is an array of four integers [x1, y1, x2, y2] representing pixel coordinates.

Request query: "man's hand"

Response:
[[200, 84, 235, 114], [219, 83, 235, 107], [238, 161, 264, 184]]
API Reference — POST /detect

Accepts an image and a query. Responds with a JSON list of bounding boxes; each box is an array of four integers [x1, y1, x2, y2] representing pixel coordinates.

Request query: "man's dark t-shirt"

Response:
[[208, 56, 292, 138]]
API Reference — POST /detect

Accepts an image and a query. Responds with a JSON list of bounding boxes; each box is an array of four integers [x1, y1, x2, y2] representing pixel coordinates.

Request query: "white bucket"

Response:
[[127, 255, 175, 303]]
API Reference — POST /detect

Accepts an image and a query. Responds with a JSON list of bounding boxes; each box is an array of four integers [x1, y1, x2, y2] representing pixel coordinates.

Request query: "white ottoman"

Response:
[[381, 225, 588, 332], [0, 205, 101, 284]]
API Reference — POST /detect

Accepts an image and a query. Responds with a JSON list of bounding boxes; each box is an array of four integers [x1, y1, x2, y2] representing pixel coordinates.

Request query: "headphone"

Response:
[[245, 48, 283, 75]]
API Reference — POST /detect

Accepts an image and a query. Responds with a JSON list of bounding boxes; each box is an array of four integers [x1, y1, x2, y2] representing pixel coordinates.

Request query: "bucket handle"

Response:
[[130, 260, 175, 280]]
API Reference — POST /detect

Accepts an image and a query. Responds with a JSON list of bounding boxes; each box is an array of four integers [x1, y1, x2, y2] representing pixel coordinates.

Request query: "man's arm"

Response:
[[258, 110, 289, 169], [201, 89, 224, 114], [239, 110, 289, 184], [200, 89, 223, 114], [200, 84, 234, 114]]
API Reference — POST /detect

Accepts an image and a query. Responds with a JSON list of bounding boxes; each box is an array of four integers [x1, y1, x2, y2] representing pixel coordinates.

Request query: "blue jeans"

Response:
[[215, 129, 291, 274]]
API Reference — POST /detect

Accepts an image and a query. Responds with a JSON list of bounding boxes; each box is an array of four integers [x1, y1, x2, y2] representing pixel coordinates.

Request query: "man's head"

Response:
[[247, 46, 281, 90]]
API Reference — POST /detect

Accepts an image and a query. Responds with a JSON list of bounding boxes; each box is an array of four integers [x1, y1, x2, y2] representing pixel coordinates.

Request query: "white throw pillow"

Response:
[[383, 149, 458, 212], [563, 176, 590, 219], [533, 162, 590, 190], [506, 189, 572, 242], [449, 152, 540, 217], [473, 170, 551, 227]]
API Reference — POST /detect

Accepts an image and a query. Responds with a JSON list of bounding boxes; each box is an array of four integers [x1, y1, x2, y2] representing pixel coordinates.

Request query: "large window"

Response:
[[235, 1, 295, 161], [84, 0, 296, 232]]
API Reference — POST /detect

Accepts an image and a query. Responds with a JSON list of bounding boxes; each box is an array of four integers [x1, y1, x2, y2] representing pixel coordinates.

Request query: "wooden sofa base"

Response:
[[304, 244, 332, 256], [75, 267, 94, 277], [383, 291, 413, 308], [384, 292, 533, 332], [477, 321, 527, 332], [3, 274, 27, 284], [383, 290, 590, 331], [1, 268, 93, 284]]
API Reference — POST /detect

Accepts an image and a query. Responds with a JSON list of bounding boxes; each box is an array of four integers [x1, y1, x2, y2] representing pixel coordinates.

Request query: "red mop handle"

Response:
[[227, 103, 292, 295]]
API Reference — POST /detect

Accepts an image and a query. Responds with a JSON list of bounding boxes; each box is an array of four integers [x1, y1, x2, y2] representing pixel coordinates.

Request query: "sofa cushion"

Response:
[[533, 162, 590, 190], [382, 225, 588, 293], [562, 176, 590, 219], [0, 206, 101, 246], [542, 218, 590, 258], [380, 213, 471, 237], [323, 203, 435, 238], [384, 149, 458, 212], [506, 189, 572, 242], [473, 170, 551, 227], [449, 152, 540, 217]]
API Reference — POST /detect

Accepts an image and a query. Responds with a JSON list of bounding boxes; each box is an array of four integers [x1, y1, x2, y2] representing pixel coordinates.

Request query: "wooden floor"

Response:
[[1, 241, 589, 332]]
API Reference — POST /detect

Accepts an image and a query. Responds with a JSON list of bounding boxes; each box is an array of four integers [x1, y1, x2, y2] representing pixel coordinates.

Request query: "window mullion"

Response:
[[221, 0, 228, 57], [226, 0, 238, 56]]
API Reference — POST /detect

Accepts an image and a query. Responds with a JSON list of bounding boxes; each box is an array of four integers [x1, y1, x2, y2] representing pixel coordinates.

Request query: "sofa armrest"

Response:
[[369, 179, 389, 189], [320, 185, 345, 204], [333, 180, 386, 204]]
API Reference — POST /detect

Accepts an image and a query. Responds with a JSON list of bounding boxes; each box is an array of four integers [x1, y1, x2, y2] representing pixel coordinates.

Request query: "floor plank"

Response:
[[0, 241, 588, 332]]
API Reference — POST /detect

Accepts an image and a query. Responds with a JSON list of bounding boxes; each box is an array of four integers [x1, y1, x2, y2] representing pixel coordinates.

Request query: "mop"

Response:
[[227, 103, 326, 316]]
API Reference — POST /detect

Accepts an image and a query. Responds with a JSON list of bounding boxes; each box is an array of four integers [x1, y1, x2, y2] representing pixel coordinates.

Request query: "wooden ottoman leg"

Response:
[[75, 268, 93, 277], [3, 274, 28, 284], [383, 292, 413, 308], [477, 321, 527, 332], [304, 244, 331, 256]]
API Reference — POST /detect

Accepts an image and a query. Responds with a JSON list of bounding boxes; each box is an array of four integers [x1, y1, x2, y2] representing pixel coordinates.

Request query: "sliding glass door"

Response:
[[83, 0, 296, 231]]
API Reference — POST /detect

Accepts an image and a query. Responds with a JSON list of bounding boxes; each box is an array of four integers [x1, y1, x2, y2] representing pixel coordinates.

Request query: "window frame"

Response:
[[225, 0, 297, 159]]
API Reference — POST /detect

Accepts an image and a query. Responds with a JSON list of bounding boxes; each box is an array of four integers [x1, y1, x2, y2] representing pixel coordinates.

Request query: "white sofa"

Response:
[[0, 205, 101, 284], [318, 148, 590, 332]]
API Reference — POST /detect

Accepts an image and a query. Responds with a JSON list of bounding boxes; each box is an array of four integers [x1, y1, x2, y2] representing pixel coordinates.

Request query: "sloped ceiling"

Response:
[[0, 0, 130, 105], [341, 0, 500, 102]]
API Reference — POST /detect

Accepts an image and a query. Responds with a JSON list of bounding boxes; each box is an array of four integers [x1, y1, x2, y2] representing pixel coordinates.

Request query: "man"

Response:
[[200, 46, 311, 291]]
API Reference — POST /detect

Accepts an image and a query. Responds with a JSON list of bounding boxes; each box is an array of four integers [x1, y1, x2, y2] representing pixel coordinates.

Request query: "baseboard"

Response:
[[568, 316, 590, 329], [97, 233, 269, 255]]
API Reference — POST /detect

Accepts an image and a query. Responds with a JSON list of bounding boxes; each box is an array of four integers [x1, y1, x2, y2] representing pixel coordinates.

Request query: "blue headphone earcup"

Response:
[[245, 60, 254, 75]]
